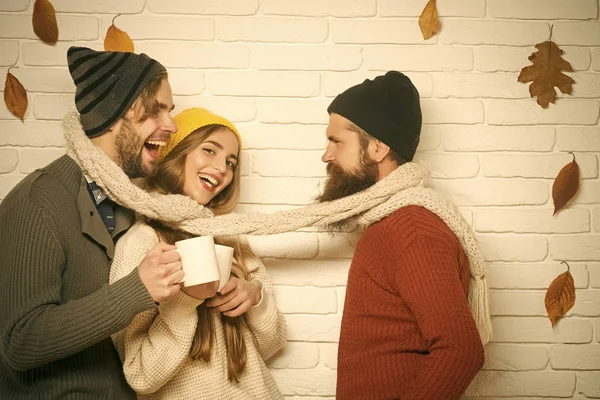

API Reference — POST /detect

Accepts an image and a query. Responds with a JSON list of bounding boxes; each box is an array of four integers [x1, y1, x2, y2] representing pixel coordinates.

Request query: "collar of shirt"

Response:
[[86, 180, 110, 205]]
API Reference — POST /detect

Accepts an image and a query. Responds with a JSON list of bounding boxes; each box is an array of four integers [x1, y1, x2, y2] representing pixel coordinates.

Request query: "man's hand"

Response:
[[137, 243, 183, 302], [206, 277, 262, 317], [181, 280, 219, 300]]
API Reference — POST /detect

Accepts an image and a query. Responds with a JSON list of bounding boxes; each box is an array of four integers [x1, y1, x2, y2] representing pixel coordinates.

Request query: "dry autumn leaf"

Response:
[[104, 15, 134, 52], [545, 261, 575, 327], [4, 70, 28, 122], [419, 0, 440, 40], [32, 0, 58, 45], [552, 152, 580, 216], [518, 40, 574, 108]]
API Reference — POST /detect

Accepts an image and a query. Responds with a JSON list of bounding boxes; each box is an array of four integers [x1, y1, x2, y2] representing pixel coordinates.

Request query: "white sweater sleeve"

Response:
[[110, 223, 158, 359], [243, 248, 287, 361], [121, 292, 203, 394], [110, 224, 204, 394]]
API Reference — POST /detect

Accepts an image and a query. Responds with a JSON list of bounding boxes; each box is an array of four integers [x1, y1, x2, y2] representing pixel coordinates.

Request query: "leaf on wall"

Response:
[[552, 152, 580, 216], [4, 69, 28, 122], [32, 0, 58, 45], [104, 15, 134, 52], [419, 0, 440, 40], [518, 39, 574, 108], [545, 262, 575, 327]]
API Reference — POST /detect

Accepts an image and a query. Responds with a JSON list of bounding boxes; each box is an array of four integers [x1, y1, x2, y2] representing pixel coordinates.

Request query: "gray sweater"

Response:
[[0, 155, 156, 399]]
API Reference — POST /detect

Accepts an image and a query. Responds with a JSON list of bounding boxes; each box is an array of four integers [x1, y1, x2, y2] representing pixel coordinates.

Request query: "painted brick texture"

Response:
[[1, 1, 599, 399]]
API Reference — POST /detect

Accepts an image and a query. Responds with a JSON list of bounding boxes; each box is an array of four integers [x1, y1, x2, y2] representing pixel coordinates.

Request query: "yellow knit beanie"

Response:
[[159, 108, 241, 159]]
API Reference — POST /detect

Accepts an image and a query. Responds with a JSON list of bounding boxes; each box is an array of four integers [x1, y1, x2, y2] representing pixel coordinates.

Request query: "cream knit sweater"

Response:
[[109, 222, 286, 400]]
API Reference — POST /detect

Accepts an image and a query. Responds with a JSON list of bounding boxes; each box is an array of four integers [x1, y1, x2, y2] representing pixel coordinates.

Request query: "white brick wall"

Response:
[[252, 45, 363, 72], [441, 20, 550, 46], [475, 46, 592, 72], [487, 100, 600, 125], [99, 15, 216, 41], [594, 48, 600, 71], [0, 0, 29, 12], [482, 344, 549, 370], [0, 15, 99, 41], [487, 0, 598, 20], [0, 149, 18, 173], [378, 0, 486, 17], [262, 0, 376, 18], [554, 22, 600, 46], [147, 0, 259, 16], [1, 1, 599, 398], [558, 127, 600, 151], [332, 19, 430, 44], [207, 71, 321, 97], [0, 41, 18, 66], [366, 45, 474, 71]]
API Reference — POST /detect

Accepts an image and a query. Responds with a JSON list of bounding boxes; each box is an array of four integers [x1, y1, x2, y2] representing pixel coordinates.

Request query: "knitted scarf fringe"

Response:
[[63, 112, 492, 345]]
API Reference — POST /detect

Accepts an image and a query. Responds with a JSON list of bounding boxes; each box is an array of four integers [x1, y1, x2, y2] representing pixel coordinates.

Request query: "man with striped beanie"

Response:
[[0, 47, 184, 399]]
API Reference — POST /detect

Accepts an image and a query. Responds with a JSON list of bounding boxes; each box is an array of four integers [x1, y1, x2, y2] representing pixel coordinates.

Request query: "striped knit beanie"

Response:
[[67, 46, 167, 138], [160, 108, 241, 159]]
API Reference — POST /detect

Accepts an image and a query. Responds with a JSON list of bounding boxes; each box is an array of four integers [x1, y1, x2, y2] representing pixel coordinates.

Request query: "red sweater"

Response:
[[336, 206, 484, 400]]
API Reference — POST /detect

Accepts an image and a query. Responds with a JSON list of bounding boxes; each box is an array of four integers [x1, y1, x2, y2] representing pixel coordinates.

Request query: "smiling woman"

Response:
[[108, 107, 286, 400], [148, 124, 240, 212], [152, 108, 243, 215], [182, 127, 239, 208]]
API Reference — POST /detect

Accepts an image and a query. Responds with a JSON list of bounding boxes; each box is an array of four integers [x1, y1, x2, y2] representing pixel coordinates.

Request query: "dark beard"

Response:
[[115, 120, 155, 179], [316, 153, 378, 231]]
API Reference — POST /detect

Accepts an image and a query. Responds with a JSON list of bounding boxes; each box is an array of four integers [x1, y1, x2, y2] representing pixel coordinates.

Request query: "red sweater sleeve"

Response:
[[393, 235, 484, 399]]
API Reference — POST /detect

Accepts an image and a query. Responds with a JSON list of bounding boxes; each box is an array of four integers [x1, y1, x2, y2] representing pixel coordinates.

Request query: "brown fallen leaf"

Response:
[[32, 0, 58, 45], [4, 69, 28, 122], [419, 0, 440, 40], [552, 152, 580, 216], [545, 261, 575, 327], [518, 40, 574, 108], [104, 15, 134, 52]]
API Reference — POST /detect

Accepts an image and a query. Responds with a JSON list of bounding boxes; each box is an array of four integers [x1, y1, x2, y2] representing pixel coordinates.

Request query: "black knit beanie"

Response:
[[67, 46, 167, 138], [327, 71, 422, 161]]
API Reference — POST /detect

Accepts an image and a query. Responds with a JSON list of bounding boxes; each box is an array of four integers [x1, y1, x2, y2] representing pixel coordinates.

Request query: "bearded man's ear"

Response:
[[369, 139, 391, 163]]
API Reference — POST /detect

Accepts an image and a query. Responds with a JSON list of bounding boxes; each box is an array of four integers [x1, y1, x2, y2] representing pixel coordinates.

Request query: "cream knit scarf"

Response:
[[63, 112, 491, 345]]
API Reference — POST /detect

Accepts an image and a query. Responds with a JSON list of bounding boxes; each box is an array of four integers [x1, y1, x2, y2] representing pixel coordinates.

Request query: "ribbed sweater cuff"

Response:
[[248, 290, 271, 321], [109, 268, 156, 326], [251, 278, 265, 308]]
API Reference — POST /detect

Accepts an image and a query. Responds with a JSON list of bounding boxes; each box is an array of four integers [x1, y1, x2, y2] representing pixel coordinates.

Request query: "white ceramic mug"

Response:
[[215, 244, 234, 291], [174, 235, 220, 287]]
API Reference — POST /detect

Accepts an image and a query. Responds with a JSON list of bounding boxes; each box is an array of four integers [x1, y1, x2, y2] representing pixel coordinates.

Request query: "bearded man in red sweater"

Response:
[[318, 71, 487, 399]]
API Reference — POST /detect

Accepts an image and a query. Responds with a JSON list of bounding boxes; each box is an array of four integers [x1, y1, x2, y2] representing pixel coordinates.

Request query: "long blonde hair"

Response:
[[144, 125, 252, 383]]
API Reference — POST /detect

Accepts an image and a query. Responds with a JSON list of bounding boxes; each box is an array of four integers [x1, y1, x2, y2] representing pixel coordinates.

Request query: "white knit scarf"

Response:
[[63, 112, 491, 344]]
